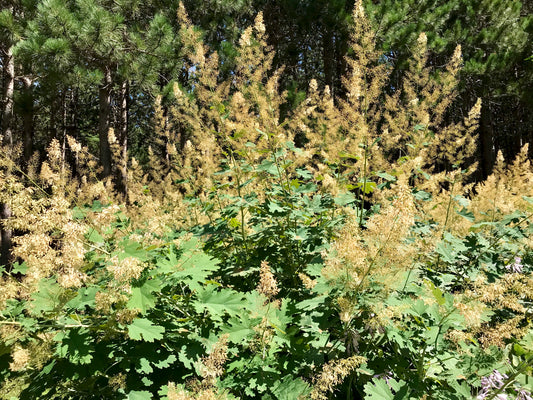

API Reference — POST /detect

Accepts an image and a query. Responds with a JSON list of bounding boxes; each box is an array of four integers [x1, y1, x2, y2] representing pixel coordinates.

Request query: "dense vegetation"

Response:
[[1, 1, 532, 399]]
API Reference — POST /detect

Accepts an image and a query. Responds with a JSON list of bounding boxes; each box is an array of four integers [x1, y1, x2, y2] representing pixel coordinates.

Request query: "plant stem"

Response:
[[359, 141, 368, 227]]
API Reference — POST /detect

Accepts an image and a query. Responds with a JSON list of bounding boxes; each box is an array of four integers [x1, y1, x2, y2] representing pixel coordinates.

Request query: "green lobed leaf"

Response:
[[376, 171, 397, 181], [66, 286, 98, 310], [221, 314, 259, 343], [120, 239, 149, 261], [54, 328, 93, 365], [127, 390, 153, 400], [162, 243, 219, 290], [271, 376, 311, 400], [137, 358, 153, 374], [153, 354, 177, 369], [257, 159, 280, 176], [11, 261, 28, 275], [364, 378, 395, 400], [127, 318, 165, 342], [30, 278, 63, 315], [193, 286, 245, 321], [334, 192, 356, 206], [127, 279, 159, 314], [87, 228, 105, 244], [354, 181, 377, 194]]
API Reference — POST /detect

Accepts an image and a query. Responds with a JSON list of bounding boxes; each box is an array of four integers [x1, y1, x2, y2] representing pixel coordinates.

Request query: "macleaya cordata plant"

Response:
[[1, 1, 533, 399]]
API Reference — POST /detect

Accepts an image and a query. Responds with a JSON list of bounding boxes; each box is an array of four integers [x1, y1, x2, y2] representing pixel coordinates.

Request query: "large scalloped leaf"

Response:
[[271, 376, 311, 400], [127, 279, 160, 314], [364, 379, 394, 400], [127, 318, 165, 342], [54, 328, 93, 365], [221, 314, 260, 343], [157, 240, 219, 290], [127, 390, 153, 400], [364, 377, 409, 400], [193, 286, 245, 321], [30, 278, 63, 315]]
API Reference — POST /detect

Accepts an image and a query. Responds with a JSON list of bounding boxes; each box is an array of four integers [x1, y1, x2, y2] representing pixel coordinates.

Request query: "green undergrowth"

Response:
[[1, 162, 532, 399], [1, 4, 533, 399]]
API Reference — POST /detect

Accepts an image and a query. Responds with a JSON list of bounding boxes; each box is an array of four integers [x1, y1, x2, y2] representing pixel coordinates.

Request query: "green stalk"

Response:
[[434, 178, 456, 271], [442, 178, 456, 236], [359, 141, 368, 227], [229, 151, 249, 254]]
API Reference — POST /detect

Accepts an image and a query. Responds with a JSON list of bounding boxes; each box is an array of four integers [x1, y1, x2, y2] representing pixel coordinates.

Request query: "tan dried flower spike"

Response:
[[257, 260, 280, 298], [310, 355, 366, 400]]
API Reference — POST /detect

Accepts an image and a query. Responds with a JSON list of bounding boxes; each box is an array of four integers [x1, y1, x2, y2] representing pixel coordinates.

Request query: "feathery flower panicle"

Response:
[[108, 373, 126, 391], [254, 12, 266, 34], [66, 135, 82, 153], [9, 346, 30, 372], [107, 256, 144, 282], [446, 329, 475, 345], [472, 144, 533, 222], [239, 26, 252, 47], [454, 300, 487, 328], [322, 214, 367, 290], [94, 290, 127, 313], [298, 272, 317, 290], [0, 325, 22, 344], [199, 334, 229, 387], [257, 260, 280, 299], [57, 267, 86, 289], [46, 139, 62, 163], [93, 204, 121, 226], [337, 297, 353, 323], [310, 355, 366, 400], [479, 315, 529, 348], [166, 382, 229, 400]]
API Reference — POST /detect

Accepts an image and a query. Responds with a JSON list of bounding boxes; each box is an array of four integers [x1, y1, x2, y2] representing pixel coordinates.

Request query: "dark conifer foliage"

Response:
[[0, 0, 531, 183]]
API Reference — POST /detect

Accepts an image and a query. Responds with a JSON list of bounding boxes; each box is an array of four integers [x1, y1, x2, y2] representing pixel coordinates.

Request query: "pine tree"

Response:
[[363, 0, 533, 176]]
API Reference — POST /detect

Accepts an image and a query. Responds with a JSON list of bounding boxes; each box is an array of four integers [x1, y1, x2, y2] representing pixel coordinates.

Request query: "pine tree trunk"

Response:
[[99, 67, 113, 177], [1, 45, 14, 147], [61, 89, 68, 173], [1, 43, 14, 267], [335, 32, 349, 101], [118, 80, 129, 197], [22, 77, 34, 163], [70, 87, 80, 176], [49, 91, 57, 141], [0, 203, 12, 268], [323, 25, 335, 93], [480, 102, 495, 178]]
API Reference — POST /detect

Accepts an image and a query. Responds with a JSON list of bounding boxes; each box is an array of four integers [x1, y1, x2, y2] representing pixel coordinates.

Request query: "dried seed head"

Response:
[[9, 346, 30, 372], [257, 260, 279, 298], [200, 334, 229, 386], [310, 355, 366, 400]]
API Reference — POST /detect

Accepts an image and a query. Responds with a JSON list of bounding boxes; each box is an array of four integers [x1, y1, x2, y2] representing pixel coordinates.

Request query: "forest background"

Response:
[[1, 0, 532, 194], [1, 0, 533, 399]]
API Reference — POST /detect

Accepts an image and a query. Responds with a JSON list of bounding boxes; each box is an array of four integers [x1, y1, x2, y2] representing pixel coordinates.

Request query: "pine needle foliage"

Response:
[[1, 3, 532, 400]]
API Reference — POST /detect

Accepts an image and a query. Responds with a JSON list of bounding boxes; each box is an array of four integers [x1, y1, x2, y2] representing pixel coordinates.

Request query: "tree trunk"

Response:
[[480, 101, 495, 178], [118, 80, 129, 197], [49, 85, 60, 142], [21, 76, 34, 163], [0, 203, 12, 268], [335, 32, 349, 102], [99, 67, 113, 177], [1, 43, 14, 267], [60, 89, 68, 173], [322, 25, 335, 93], [70, 87, 80, 176], [1, 45, 14, 147]]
